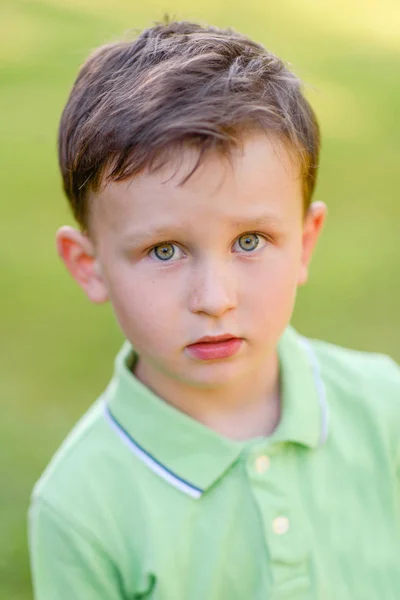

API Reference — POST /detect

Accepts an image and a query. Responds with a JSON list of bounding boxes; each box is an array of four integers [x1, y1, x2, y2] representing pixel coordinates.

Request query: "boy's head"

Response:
[[56, 19, 326, 389]]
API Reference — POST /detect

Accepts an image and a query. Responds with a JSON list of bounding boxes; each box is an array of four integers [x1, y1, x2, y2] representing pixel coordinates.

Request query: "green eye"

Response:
[[238, 233, 259, 251], [154, 244, 175, 261]]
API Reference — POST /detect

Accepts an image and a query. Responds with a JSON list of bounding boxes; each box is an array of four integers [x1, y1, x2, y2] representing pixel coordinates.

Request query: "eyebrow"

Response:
[[122, 214, 283, 246], [228, 214, 283, 229]]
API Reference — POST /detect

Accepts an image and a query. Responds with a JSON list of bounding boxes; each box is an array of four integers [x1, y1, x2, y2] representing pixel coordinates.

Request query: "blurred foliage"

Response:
[[0, 0, 399, 598]]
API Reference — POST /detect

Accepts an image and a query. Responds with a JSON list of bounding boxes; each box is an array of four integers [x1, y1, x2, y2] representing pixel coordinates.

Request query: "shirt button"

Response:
[[272, 516, 290, 535], [255, 455, 270, 474]]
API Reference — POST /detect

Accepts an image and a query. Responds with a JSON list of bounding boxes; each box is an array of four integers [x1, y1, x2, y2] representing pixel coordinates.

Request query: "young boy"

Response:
[[29, 18, 400, 600]]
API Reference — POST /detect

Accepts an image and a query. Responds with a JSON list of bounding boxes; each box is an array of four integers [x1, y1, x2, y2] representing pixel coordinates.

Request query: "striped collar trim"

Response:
[[298, 336, 329, 446], [103, 403, 203, 499]]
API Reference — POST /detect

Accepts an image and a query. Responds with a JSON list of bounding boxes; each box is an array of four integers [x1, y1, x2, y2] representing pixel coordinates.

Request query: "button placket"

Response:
[[247, 446, 311, 584]]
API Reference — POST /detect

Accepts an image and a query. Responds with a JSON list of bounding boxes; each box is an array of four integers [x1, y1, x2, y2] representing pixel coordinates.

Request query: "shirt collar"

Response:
[[105, 325, 327, 496]]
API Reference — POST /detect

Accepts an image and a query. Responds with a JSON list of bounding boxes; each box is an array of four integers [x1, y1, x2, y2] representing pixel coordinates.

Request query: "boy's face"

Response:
[[57, 132, 326, 389]]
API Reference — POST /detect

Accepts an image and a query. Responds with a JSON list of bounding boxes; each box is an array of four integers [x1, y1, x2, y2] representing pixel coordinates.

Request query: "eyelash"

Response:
[[148, 232, 269, 262]]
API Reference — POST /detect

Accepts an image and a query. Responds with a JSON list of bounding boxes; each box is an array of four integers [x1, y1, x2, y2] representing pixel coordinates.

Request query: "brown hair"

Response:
[[58, 17, 320, 230]]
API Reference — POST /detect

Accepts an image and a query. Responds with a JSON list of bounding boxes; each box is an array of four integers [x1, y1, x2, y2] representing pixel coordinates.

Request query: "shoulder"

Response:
[[303, 334, 400, 455], [31, 394, 147, 540], [29, 394, 147, 595], [306, 335, 400, 397], [33, 396, 110, 501]]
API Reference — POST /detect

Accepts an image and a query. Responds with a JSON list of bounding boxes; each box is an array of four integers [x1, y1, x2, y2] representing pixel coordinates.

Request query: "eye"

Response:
[[149, 243, 184, 262], [233, 233, 266, 253]]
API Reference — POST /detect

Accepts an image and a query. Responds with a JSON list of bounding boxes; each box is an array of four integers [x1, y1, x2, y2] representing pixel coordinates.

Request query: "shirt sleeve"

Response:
[[28, 498, 126, 600]]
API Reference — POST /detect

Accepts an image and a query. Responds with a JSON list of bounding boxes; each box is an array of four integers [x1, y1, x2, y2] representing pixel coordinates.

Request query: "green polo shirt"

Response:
[[29, 326, 400, 599]]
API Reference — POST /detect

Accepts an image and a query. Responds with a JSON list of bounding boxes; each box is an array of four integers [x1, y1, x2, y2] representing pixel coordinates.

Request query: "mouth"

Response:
[[189, 334, 238, 345], [186, 334, 243, 361]]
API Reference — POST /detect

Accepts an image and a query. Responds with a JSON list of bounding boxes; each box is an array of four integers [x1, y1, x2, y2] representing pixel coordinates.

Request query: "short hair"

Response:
[[58, 18, 320, 230]]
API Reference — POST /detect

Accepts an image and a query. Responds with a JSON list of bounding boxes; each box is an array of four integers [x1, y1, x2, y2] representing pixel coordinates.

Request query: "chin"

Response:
[[180, 359, 246, 388]]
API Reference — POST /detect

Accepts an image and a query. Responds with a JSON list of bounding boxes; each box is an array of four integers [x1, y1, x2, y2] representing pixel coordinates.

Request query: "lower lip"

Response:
[[186, 338, 243, 361]]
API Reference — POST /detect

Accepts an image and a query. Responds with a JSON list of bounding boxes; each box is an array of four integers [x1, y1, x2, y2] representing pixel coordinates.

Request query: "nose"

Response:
[[188, 258, 237, 317]]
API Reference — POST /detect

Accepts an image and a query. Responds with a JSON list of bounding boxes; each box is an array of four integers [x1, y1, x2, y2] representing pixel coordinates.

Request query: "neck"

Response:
[[132, 352, 281, 442]]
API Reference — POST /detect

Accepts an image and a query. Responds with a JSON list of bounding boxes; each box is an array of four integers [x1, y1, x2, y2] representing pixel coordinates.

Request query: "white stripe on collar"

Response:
[[103, 403, 203, 499], [298, 336, 330, 446]]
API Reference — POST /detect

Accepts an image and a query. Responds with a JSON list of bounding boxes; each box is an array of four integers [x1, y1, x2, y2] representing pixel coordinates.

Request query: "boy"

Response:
[[29, 18, 400, 600]]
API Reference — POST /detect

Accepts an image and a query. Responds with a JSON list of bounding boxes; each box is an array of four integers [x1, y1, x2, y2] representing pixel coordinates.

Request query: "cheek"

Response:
[[253, 272, 297, 313], [249, 246, 299, 290], [241, 252, 300, 321], [105, 268, 181, 346]]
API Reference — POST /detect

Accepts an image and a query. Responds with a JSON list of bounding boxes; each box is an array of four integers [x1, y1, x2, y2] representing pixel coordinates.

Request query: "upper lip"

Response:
[[189, 334, 238, 345]]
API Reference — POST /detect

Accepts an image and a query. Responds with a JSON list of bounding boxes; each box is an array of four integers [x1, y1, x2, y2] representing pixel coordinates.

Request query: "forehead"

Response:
[[90, 132, 303, 236]]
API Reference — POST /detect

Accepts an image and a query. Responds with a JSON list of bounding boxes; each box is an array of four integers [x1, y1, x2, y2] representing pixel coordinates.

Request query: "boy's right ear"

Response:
[[55, 226, 109, 304]]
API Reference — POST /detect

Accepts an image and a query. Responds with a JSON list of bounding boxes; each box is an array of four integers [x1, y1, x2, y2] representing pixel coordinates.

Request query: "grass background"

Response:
[[1, 0, 399, 597]]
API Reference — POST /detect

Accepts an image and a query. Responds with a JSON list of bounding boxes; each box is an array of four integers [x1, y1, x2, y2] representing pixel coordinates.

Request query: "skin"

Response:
[[56, 132, 327, 441]]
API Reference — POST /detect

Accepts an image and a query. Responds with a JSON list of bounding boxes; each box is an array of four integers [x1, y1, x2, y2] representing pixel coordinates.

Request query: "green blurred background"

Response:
[[1, 0, 399, 597]]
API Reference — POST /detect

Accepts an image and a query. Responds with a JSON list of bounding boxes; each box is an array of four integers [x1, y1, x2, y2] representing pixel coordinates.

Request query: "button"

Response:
[[255, 455, 270, 474], [272, 516, 289, 535]]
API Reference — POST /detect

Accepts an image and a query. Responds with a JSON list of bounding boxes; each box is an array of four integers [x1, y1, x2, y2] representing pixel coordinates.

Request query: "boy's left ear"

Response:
[[297, 201, 327, 286]]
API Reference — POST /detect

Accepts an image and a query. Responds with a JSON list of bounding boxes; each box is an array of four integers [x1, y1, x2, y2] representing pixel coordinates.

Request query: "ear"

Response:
[[297, 201, 327, 286], [55, 226, 109, 304]]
